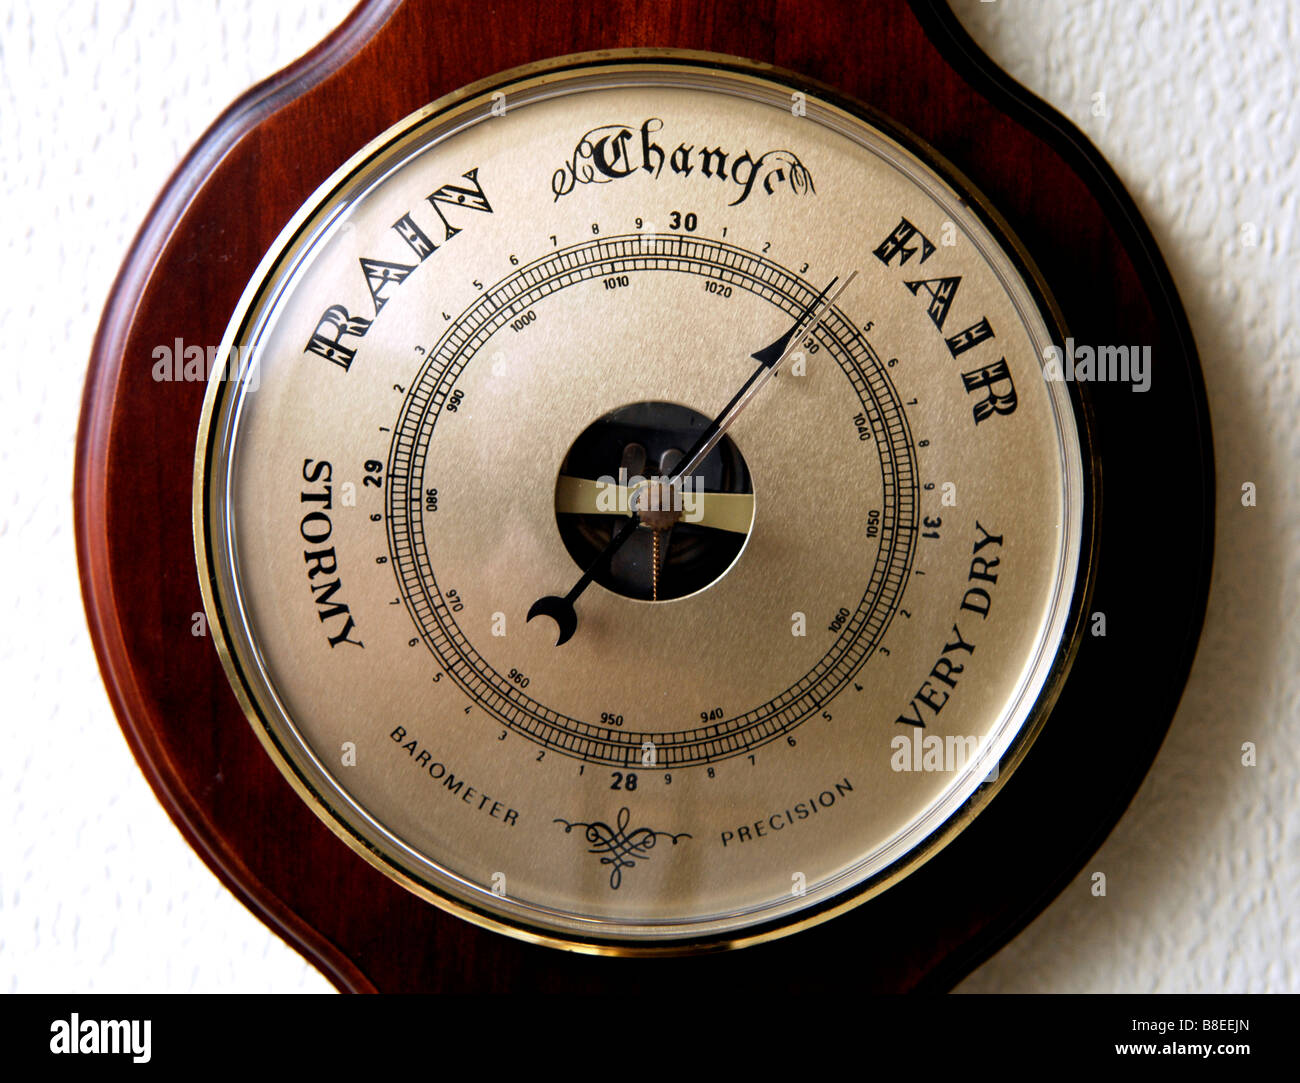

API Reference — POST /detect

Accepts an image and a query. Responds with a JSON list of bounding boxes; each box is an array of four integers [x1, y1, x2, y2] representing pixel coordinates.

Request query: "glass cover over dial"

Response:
[[197, 54, 1088, 949]]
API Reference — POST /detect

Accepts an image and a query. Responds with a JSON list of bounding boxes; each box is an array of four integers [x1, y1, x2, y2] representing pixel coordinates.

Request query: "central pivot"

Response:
[[628, 478, 682, 531]]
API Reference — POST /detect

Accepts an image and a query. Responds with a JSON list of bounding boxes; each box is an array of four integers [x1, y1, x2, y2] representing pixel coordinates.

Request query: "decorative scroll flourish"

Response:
[[553, 807, 692, 890]]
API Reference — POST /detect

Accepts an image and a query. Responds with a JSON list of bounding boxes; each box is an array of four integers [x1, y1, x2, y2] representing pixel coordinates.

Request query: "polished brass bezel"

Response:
[[195, 48, 1099, 956]]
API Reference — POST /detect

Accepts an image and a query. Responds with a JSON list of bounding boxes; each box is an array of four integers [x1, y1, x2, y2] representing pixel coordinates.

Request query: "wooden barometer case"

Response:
[[76, 0, 1214, 992]]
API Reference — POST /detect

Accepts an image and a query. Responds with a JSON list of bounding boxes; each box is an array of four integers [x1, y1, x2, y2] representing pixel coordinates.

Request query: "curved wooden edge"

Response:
[[919, 0, 1217, 534], [74, 0, 403, 995], [906, 0, 1216, 988]]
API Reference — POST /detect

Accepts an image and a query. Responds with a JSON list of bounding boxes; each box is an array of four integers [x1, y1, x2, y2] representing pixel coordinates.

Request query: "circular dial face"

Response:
[[198, 54, 1088, 949]]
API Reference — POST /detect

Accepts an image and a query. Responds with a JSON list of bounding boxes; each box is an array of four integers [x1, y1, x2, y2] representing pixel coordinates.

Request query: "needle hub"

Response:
[[629, 478, 682, 531]]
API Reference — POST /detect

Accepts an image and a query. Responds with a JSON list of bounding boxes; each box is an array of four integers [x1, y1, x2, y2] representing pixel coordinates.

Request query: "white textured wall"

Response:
[[1, 0, 1295, 992]]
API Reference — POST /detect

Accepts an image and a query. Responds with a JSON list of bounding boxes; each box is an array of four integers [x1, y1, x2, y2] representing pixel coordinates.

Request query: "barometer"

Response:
[[77, 0, 1213, 991]]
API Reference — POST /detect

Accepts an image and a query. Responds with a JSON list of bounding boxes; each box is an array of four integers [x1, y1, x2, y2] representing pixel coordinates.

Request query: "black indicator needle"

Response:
[[668, 272, 857, 489], [527, 272, 858, 646], [528, 514, 640, 645]]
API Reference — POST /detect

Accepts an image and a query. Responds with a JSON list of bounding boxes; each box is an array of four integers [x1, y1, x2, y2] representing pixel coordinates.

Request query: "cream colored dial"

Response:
[[197, 54, 1087, 949]]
